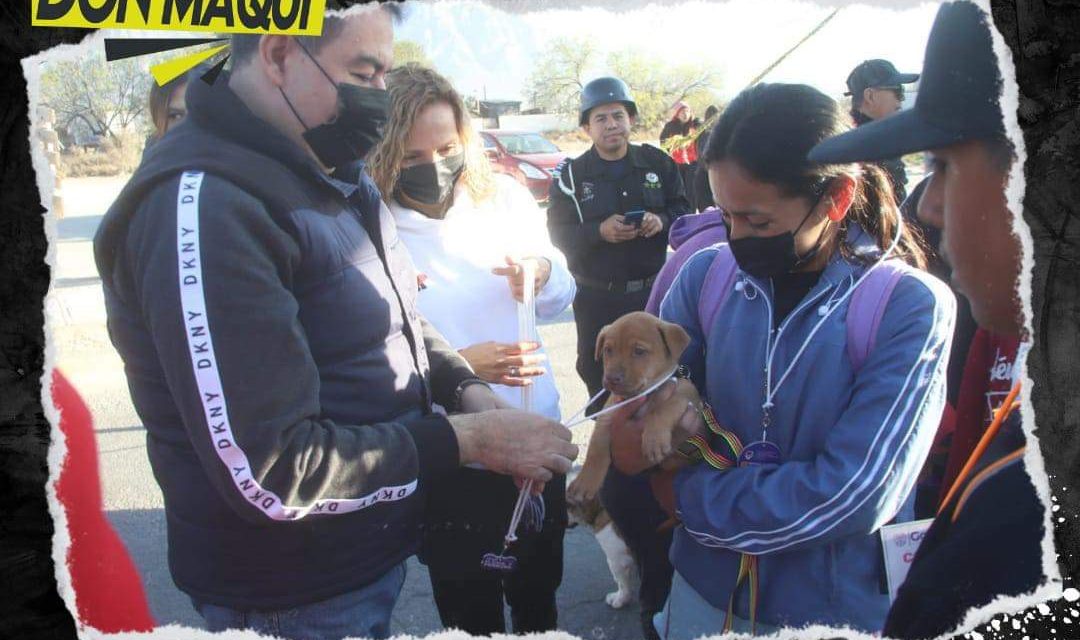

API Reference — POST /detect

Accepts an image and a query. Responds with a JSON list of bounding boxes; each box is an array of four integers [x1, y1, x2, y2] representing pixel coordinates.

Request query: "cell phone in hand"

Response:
[[624, 209, 646, 228]]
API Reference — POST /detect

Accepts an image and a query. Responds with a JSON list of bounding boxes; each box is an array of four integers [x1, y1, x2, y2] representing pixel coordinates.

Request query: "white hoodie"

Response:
[[390, 174, 576, 420]]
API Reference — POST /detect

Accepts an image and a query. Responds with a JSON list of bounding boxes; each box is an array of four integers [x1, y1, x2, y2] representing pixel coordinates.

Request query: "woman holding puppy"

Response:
[[653, 83, 955, 636], [367, 64, 575, 636]]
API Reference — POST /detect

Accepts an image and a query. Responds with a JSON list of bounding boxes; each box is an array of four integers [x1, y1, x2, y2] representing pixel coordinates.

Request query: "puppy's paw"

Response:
[[606, 589, 633, 609], [568, 472, 603, 504], [642, 428, 673, 466]]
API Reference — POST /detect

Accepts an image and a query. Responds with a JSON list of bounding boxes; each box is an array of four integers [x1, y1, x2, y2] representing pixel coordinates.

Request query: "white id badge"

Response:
[[880, 518, 934, 602]]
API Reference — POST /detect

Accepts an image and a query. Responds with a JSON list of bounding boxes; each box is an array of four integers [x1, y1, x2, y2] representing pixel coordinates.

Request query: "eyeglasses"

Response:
[[876, 86, 905, 101]]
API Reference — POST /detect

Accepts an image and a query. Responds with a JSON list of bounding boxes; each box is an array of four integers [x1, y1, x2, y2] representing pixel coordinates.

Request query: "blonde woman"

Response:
[[368, 64, 575, 635]]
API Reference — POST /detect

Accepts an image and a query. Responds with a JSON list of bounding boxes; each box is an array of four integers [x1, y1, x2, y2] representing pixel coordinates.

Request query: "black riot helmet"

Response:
[[579, 76, 638, 126]]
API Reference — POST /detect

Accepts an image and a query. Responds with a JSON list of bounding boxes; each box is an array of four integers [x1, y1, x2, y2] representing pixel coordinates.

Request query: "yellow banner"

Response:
[[31, 0, 326, 36]]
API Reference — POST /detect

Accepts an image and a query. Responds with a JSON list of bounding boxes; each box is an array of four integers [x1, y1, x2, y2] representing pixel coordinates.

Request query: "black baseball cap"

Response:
[[844, 59, 919, 97], [810, 1, 1005, 164]]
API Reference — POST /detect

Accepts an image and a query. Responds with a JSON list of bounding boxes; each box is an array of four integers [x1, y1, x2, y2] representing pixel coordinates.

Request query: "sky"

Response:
[[394, 0, 941, 105]]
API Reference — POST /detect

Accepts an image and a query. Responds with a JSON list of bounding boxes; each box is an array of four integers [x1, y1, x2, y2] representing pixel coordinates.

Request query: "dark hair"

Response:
[[704, 104, 719, 121], [148, 76, 187, 139], [703, 83, 927, 269], [850, 89, 865, 111], [231, 2, 403, 67]]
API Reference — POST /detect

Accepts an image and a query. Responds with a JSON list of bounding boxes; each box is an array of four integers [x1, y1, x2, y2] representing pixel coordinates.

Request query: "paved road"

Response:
[[50, 176, 642, 638]]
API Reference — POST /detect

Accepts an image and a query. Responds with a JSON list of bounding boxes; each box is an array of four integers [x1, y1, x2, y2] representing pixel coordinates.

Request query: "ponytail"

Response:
[[703, 83, 929, 272], [839, 163, 929, 270]]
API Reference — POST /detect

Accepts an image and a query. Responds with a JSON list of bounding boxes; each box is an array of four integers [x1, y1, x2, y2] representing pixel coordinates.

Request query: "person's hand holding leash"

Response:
[[458, 341, 547, 387], [451, 410, 578, 483], [515, 475, 546, 497]]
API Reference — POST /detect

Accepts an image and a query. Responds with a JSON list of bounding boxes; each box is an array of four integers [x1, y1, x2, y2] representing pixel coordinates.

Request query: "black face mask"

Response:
[[726, 188, 830, 279], [280, 43, 389, 169], [396, 154, 466, 206]]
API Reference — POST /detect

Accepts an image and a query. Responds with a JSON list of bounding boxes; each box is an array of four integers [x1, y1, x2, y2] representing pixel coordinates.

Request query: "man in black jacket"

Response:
[[844, 58, 920, 203], [548, 76, 690, 640], [93, 5, 576, 639], [547, 77, 690, 413], [811, 3, 1046, 637]]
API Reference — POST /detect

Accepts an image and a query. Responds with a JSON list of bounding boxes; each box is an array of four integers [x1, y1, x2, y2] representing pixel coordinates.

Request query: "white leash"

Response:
[[497, 363, 679, 552], [504, 260, 540, 546], [486, 259, 680, 568]]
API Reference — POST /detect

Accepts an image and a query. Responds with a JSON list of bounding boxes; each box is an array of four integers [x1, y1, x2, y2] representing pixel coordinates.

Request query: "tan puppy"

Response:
[[567, 312, 700, 504]]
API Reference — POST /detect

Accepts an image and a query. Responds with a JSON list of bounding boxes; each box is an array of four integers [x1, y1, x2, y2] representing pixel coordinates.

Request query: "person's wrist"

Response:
[[459, 381, 499, 413], [449, 413, 482, 466], [455, 377, 491, 408]]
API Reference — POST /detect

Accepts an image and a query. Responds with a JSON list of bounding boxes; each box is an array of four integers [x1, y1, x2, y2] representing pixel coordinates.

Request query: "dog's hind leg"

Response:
[[596, 522, 637, 609]]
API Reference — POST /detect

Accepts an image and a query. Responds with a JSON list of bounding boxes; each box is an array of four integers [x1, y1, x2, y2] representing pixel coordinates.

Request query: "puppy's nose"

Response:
[[604, 372, 624, 387]]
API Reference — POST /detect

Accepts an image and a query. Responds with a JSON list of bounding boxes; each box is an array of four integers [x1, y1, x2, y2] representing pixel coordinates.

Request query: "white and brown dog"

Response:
[[566, 467, 637, 609], [566, 312, 703, 608]]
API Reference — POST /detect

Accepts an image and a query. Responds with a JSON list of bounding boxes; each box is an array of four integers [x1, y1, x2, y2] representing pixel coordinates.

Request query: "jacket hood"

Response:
[[93, 73, 348, 295]]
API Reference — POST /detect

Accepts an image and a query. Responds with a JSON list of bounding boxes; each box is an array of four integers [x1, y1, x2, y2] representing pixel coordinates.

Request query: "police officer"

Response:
[[844, 59, 920, 203], [547, 76, 689, 640], [548, 76, 690, 411]]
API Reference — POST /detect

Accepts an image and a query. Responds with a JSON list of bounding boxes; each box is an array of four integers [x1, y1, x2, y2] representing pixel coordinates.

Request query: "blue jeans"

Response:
[[192, 562, 406, 640], [654, 571, 778, 639]]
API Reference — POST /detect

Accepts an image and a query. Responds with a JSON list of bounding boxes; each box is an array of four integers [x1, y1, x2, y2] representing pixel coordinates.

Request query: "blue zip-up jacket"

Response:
[[659, 229, 956, 631]]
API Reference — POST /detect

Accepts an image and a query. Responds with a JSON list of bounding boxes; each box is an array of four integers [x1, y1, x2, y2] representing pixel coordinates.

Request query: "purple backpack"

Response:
[[697, 246, 906, 370]]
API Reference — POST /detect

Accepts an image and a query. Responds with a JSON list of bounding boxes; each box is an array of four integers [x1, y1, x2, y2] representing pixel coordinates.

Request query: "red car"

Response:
[[479, 130, 567, 205]]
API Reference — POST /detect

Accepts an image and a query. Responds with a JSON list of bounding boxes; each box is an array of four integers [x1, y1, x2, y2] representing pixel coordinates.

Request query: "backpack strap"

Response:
[[846, 260, 906, 371], [697, 246, 740, 336], [694, 250, 904, 372]]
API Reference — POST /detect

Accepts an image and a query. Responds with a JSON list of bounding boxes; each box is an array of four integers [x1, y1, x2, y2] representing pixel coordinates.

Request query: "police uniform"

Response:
[[547, 142, 690, 406]]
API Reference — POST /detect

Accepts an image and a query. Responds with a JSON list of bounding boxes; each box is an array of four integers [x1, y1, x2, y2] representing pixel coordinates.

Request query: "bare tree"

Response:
[[523, 37, 600, 117], [607, 49, 721, 130], [41, 56, 151, 142]]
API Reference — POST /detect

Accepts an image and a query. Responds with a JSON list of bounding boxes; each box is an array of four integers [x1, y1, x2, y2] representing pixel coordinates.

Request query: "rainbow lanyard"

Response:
[[682, 405, 761, 634]]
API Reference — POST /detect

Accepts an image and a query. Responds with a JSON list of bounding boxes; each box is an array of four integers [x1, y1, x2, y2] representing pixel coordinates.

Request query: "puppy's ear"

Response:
[[594, 325, 611, 362], [658, 320, 691, 361]]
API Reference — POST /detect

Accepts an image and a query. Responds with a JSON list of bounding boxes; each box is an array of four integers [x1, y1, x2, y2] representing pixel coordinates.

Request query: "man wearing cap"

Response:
[[811, 3, 1045, 637], [548, 76, 690, 640], [844, 59, 920, 202]]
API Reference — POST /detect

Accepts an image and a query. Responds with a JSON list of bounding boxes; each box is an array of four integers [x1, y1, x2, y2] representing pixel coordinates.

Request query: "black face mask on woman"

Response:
[[279, 42, 389, 170], [396, 153, 466, 206], [726, 187, 831, 279]]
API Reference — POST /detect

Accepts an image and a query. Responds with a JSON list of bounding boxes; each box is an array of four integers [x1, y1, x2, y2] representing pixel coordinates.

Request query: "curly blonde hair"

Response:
[[367, 64, 496, 205]]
